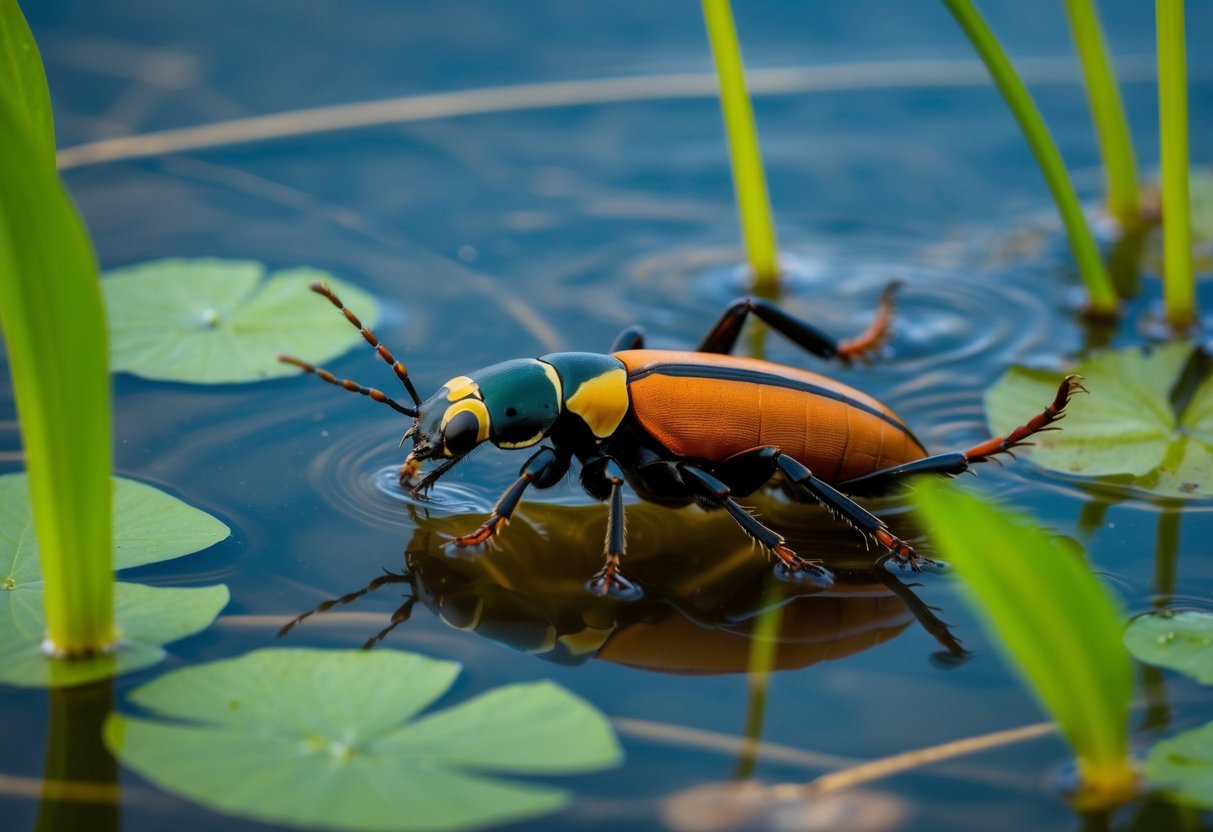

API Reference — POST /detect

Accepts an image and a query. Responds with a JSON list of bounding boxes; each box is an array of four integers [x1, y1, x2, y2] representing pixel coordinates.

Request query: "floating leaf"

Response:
[[1144, 720, 1213, 809], [103, 259, 379, 384], [910, 479, 1134, 801], [0, 473, 230, 687], [1124, 611, 1213, 684], [105, 648, 623, 832], [986, 343, 1213, 498]]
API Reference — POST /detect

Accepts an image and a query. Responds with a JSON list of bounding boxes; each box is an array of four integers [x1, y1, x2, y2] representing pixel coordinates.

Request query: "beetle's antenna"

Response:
[[277, 569, 413, 639], [310, 281, 423, 407], [278, 355, 418, 417]]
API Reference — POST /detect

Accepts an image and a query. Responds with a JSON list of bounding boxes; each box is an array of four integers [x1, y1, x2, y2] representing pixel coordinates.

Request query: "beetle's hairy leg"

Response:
[[679, 463, 833, 587], [774, 454, 936, 572], [587, 462, 642, 600], [277, 569, 412, 639], [309, 281, 422, 407], [963, 374, 1086, 463], [448, 447, 564, 548], [279, 354, 418, 417], [836, 279, 901, 362]]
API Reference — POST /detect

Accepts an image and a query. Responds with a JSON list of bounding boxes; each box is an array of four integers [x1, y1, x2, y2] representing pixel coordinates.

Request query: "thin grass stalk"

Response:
[[701, 0, 780, 290], [1156, 0, 1194, 329], [1062, 0, 1141, 229], [942, 0, 1117, 317], [0, 2, 113, 657]]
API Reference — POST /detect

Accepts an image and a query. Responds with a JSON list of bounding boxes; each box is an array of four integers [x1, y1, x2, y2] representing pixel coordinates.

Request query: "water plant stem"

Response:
[[0, 2, 113, 657], [701, 0, 780, 290], [1062, 0, 1141, 229], [942, 0, 1117, 317], [1156, 0, 1194, 329]]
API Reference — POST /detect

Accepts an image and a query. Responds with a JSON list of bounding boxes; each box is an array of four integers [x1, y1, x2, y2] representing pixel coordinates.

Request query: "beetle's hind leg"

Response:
[[772, 454, 936, 573], [696, 281, 899, 362], [676, 463, 834, 587]]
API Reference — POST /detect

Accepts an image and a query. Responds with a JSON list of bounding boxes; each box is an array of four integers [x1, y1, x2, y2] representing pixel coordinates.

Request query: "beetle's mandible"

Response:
[[280, 282, 1081, 597]]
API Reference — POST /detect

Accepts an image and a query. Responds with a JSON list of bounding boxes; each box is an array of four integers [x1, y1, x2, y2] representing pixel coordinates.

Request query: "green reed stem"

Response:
[[1156, 0, 1194, 329], [942, 0, 1117, 317], [1062, 0, 1141, 229], [701, 0, 780, 291], [0, 1, 114, 657]]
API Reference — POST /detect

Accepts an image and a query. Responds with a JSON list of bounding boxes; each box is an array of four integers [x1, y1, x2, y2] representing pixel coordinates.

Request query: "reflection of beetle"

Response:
[[281, 283, 1079, 595], [280, 502, 967, 672]]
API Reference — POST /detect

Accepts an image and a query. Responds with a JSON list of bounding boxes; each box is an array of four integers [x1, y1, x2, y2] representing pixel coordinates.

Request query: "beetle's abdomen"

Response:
[[615, 350, 927, 482]]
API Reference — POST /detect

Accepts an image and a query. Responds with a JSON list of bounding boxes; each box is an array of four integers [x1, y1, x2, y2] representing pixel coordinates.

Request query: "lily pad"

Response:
[[0, 473, 231, 687], [104, 648, 623, 832], [103, 259, 379, 384], [1144, 720, 1213, 809], [1124, 611, 1213, 685], [986, 343, 1213, 498]]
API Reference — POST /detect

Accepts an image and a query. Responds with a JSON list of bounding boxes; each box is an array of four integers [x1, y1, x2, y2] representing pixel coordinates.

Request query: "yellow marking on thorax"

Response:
[[540, 361, 563, 402], [443, 376, 480, 401], [565, 368, 629, 438]]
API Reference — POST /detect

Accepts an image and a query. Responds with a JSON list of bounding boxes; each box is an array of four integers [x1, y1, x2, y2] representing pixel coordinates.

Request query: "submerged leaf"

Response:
[[1124, 611, 1213, 685], [1144, 720, 1213, 808], [105, 648, 623, 832], [986, 343, 1213, 498], [104, 259, 379, 384], [910, 480, 1134, 799], [0, 473, 230, 687]]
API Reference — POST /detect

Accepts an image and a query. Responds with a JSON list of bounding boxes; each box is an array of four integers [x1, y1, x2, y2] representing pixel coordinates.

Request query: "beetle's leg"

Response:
[[309, 282, 422, 407], [837, 374, 1086, 496], [677, 463, 834, 586], [696, 281, 899, 362], [581, 457, 642, 599], [609, 325, 646, 352], [772, 454, 934, 572], [449, 447, 568, 548]]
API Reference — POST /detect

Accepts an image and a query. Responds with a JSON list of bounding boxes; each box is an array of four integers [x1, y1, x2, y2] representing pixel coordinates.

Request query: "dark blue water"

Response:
[[4, 1, 1213, 830]]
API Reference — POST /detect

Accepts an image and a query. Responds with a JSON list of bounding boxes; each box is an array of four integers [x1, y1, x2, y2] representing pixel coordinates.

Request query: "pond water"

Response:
[[5, 1, 1213, 830]]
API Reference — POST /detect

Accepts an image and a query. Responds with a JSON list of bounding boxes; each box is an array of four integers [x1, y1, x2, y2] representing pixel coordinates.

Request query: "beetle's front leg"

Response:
[[581, 457, 642, 599], [449, 447, 568, 548]]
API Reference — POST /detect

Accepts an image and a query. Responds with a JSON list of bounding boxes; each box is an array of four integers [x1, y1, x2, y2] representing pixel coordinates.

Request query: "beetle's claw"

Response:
[[586, 570, 643, 601], [773, 559, 834, 588]]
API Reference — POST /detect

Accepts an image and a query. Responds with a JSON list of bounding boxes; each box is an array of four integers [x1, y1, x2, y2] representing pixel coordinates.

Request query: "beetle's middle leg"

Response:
[[674, 462, 834, 586], [696, 281, 899, 362], [449, 447, 569, 548], [581, 457, 642, 599]]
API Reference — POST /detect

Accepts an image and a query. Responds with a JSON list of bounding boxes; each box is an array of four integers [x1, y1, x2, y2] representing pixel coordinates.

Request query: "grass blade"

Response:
[[0, 3, 113, 657], [910, 479, 1134, 805], [1156, 0, 1194, 330], [942, 0, 1117, 318], [1062, 0, 1140, 230], [701, 0, 779, 290]]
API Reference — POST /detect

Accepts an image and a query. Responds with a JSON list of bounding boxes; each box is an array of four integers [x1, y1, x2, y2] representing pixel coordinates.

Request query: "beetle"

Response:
[[280, 282, 1080, 597]]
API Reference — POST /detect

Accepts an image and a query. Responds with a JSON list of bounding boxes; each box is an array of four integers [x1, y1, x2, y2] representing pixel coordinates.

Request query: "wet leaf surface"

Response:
[[0, 473, 230, 687], [1144, 720, 1213, 809], [1124, 611, 1213, 684], [986, 343, 1213, 498], [105, 648, 622, 832], [103, 258, 379, 383]]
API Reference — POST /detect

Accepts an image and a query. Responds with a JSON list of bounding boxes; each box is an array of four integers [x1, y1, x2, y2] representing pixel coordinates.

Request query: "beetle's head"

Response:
[[406, 359, 562, 465]]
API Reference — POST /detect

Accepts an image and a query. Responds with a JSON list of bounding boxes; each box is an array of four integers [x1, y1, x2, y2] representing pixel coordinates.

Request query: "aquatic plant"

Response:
[[911, 480, 1134, 806], [1062, 0, 1140, 230], [0, 0, 114, 658], [1155, 0, 1194, 329], [941, 0, 1117, 318], [701, 0, 779, 291]]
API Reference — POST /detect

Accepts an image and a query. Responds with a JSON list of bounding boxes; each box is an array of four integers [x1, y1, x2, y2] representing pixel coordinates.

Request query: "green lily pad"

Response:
[[1124, 611, 1213, 685], [103, 259, 379, 384], [104, 648, 623, 832], [1144, 720, 1213, 808], [0, 473, 231, 687], [986, 343, 1213, 498]]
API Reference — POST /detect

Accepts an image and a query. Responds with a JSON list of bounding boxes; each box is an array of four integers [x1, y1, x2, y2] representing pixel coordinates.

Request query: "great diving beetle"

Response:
[[280, 282, 1080, 597]]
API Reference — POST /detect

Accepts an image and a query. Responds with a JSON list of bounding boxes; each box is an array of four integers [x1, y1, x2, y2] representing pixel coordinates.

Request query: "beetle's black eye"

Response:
[[443, 409, 482, 456]]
